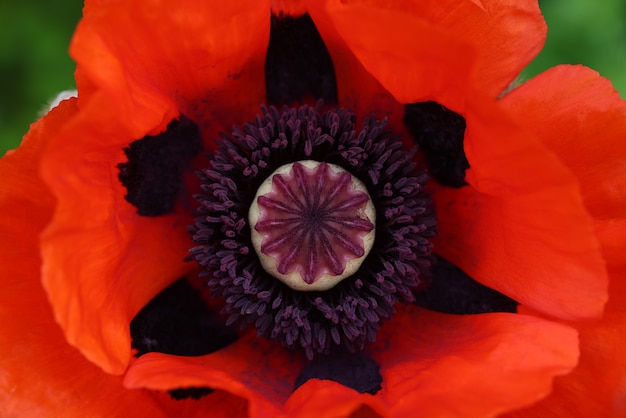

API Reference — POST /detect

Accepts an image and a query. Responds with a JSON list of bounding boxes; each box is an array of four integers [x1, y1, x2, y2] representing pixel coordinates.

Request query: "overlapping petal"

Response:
[[433, 93, 608, 321], [499, 65, 626, 418], [0, 100, 166, 417], [401, 0, 546, 98], [305, 0, 406, 132], [124, 306, 579, 418], [372, 307, 578, 417], [501, 65, 626, 223], [125, 333, 304, 418], [316, 0, 476, 112], [39, 0, 271, 375], [287, 307, 580, 418], [39, 99, 194, 374], [73, 0, 270, 141], [312, 0, 545, 110]]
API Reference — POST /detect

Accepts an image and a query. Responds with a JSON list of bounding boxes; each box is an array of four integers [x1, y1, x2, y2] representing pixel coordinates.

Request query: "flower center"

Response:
[[189, 104, 437, 359], [249, 160, 375, 291]]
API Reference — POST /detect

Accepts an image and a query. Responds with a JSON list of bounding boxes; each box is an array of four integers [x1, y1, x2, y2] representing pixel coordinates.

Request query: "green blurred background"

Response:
[[1, 0, 625, 156]]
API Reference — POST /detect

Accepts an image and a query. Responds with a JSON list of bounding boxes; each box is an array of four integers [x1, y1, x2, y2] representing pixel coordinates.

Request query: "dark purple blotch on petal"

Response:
[[168, 387, 215, 401], [414, 256, 518, 314], [294, 351, 382, 395], [265, 13, 338, 106], [118, 115, 202, 216], [130, 278, 238, 357], [130, 278, 239, 400], [403, 102, 469, 188]]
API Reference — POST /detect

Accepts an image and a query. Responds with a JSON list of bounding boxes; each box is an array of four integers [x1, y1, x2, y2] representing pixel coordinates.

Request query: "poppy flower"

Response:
[[1, 0, 624, 417]]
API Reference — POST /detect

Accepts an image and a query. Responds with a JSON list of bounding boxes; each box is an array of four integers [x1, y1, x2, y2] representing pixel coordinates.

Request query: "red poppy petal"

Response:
[[39, 98, 195, 375], [306, 0, 405, 131], [40, 0, 272, 375], [315, 0, 476, 112], [285, 380, 388, 418], [508, 224, 626, 417], [154, 390, 249, 418], [403, 0, 546, 98], [507, 311, 626, 417], [501, 65, 626, 222], [124, 333, 304, 418], [73, 0, 270, 143], [370, 306, 578, 417], [433, 94, 608, 320], [498, 67, 626, 416], [127, 338, 391, 418], [0, 100, 172, 417]]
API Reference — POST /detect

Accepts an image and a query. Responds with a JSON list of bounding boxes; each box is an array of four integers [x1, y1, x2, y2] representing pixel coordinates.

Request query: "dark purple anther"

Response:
[[249, 160, 375, 291]]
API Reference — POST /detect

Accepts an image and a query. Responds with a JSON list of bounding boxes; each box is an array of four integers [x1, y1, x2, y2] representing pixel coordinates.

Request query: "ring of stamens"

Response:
[[189, 104, 437, 358], [249, 160, 376, 291]]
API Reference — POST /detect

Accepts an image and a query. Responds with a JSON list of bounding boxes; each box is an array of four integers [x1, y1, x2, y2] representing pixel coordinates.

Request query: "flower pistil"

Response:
[[249, 160, 376, 291]]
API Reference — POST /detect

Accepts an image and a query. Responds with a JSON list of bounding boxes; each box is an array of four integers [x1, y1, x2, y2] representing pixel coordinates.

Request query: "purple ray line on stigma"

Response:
[[327, 193, 371, 212], [293, 162, 312, 209], [305, 232, 317, 284], [256, 195, 300, 215], [323, 224, 365, 257], [327, 217, 375, 231], [255, 217, 300, 231], [313, 160, 327, 206], [318, 230, 344, 276], [276, 230, 306, 274], [273, 174, 301, 207], [261, 227, 302, 253], [319, 171, 351, 207]]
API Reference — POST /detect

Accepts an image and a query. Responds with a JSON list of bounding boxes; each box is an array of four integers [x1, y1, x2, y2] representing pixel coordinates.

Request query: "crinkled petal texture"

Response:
[[0, 100, 251, 417], [311, 0, 476, 113], [125, 306, 578, 418], [371, 308, 578, 418], [39, 0, 271, 375], [499, 66, 626, 417], [308, 0, 545, 110], [75, 0, 270, 140], [125, 334, 303, 418]]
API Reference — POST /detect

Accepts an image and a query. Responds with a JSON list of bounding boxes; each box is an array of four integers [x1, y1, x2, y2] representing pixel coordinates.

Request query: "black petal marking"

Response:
[[130, 278, 239, 357], [265, 13, 337, 105], [294, 351, 382, 395], [403, 102, 469, 188], [414, 256, 518, 314], [168, 387, 215, 401], [118, 115, 202, 216]]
